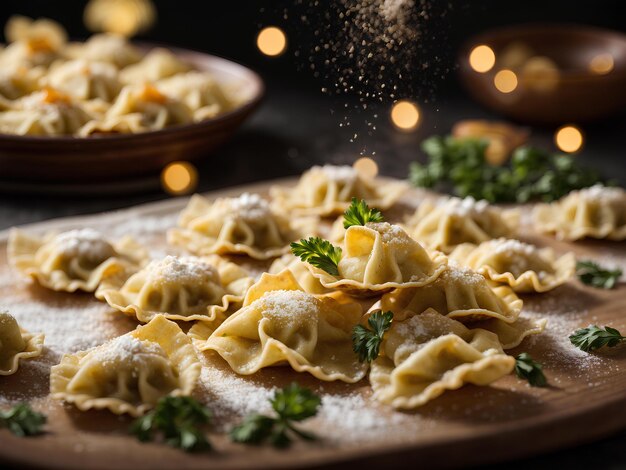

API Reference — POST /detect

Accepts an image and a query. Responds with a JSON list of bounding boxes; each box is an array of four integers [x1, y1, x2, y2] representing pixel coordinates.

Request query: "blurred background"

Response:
[[1, 0, 625, 218], [1, 2, 626, 467]]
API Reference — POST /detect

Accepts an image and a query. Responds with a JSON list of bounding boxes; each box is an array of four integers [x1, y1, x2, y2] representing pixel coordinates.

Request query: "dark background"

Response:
[[1, 2, 626, 468]]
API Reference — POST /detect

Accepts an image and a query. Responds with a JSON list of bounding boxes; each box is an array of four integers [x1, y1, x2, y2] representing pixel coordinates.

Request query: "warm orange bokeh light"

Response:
[[161, 161, 198, 195], [589, 53, 614, 75], [353, 157, 379, 179], [469, 45, 496, 73], [256, 26, 287, 57], [555, 125, 584, 153], [494, 69, 518, 93], [390, 100, 420, 131]]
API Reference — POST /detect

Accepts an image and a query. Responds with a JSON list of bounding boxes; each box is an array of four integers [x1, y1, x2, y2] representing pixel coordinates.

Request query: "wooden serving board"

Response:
[[0, 178, 625, 470]]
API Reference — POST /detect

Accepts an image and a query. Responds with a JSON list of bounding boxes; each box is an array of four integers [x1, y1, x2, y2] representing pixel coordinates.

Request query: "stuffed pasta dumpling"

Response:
[[65, 33, 141, 68], [50, 315, 200, 416], [450, 238, 576, 292], [0, 16, 67, 69], [90, 83, 192, 133], [45, 59, 122, 102], [97, 255, 254, 324], [406, 196, 519, 253], [191, 270, 368, 383], [156, 71, 234, 121], [270, 164, 407, 216], [305, 223, 447, 297], [0, 88, 96, 136], [168, 193, 316, 260], [380, 264, 523, 324], [533, 185, 626, 241], [120, 48, 192, 84], [8, 228, 148, 293], [0, 311, 44, 376], [369, 309, 515, 409]]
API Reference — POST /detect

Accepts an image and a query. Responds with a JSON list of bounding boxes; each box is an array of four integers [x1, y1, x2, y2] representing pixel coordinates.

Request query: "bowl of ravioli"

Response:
[[0, 16, 264, 183]]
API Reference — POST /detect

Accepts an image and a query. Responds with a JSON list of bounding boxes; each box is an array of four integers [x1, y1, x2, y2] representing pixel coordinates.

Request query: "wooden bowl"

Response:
[[0, 45, 264, 183], [458, 24, 626, 124]]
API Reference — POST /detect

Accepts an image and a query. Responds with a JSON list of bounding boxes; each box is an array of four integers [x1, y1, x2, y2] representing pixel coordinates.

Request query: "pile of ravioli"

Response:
[[3, 166, 625, 417], [0, 16, 239, 137]]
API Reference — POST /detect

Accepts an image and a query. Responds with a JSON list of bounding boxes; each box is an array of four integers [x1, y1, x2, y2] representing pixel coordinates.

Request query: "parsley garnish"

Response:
[[0, 403, 46, 437], [514, 353, 547, 387], [230, 383, 321, 448], [130, 396, 212, 452], [352, 310, 394, 362], [290, 237, 342, 276], [409, 135, 607, 203], [343, 197, 384, 229], [576, 260, 622, 289], [569, 325, 626, 353]]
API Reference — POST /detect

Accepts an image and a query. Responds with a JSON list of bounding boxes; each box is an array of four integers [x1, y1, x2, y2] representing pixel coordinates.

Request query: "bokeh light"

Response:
[[84, 0, 156, 37], [161, 161, 198, 195], [555, 125, 584, 153], [353, 157, 379, 179], [494, 69, 518, 93], [256, 26, 287, 57], [390, 100, 420, 131], [589, 53, 614, 75], [469, 45, 496, 73]]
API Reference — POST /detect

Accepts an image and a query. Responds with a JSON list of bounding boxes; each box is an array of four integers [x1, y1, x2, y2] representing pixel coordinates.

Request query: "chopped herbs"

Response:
[[576, 260, 622, 289], [0, 403, 46, 437], [230, 383, 321, 448], [514, 353, 547, 387], [291, 237, 342, 276], [352, 310, 394, 363], [569, 325, 626, 353], [343, 197, 384, 229], [409, 135, 606, 203], [130, 396, 212, 452]]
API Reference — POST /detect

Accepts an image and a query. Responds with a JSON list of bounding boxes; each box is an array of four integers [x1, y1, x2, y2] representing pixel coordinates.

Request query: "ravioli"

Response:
[[0, 311, 44, 376], [307, 222, 447, 297], [370, 309, 515, 409], [97, 255, 253, 324], [533, 185, 626, 241], [450, 238, 576, 292], [380, 264, 523, 324], [168, 193, 316, 260], [50, 315, 200, 416], [192, 270, 368, 383], [406, 196, 519, 253], [270, 164, 407, 216], [8, 228, 147, 293]]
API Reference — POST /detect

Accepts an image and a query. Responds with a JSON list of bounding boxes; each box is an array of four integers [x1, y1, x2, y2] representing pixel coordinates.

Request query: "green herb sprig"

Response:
[[131, 396, 212, 452], [0, 404, 46, 437], [514, 353, 547, 387], [409, 135, 607, 203], [230, 383, 321, 448], [352, 310, 394, 363], [343, 198, 384, 229], [569, 325, 626, 352], [576, 260, 622, 289], [290, 237, 342, 276]]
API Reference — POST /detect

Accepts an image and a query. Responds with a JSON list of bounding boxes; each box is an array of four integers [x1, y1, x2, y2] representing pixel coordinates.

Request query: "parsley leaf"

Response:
[[0, 403, 46, 437], [352, 310, 394, 362], [343, 198, 384, 229], [514, 353, 547, 387], [230, 383, 321, 448], [569, 325, 626, 352], [130, 396, 212, 452], [410, 135, 607, 203], [576, 260, 622, 289], [290, 237, 342, 276]]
